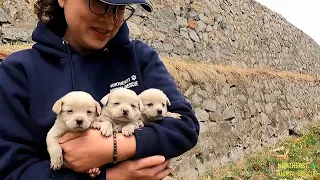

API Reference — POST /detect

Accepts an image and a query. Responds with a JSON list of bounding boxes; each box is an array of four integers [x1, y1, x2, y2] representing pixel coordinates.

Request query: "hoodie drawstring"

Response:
[[62, 40, 76, 91]]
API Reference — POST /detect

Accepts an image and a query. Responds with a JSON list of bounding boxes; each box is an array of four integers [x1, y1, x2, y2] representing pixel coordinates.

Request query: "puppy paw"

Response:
[[137, 120, 144, 128], [88, 167, 101, 178], [100, 122, 113, 137], [166, 112, 181, 119], [91, 121, 101, 129], [122, 123, 136, 136], [50, 154, 63, 170], [48, 145, 63, 170]]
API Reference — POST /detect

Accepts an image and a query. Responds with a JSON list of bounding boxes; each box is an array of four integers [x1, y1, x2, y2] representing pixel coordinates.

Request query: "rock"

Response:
[[206, 25, 213, 32], [176, 16, 188, 27], [184, 39, 194, 50], [194, 108, 209, 122], [1, 24, 33, 42], [141, 26, 153, 39], [184, 86, 194, 97], [163, 43, 174, 52], [188, 10, 199, 18], [222, 106, 236, 120], [180, 28, 190, 39], [0, 8, 7, 22], [191, 93, 203, 106], [2, 0, 37, 25], [189, 29, 200, 42], [203, 100, 217, 111], [187, 19, 197, 29], [199, 13, 209, 23], [197, 21, 207, 32], [190, 2, 203, 12], [3, 2, 18, 21], [209, 111, 223, 122], [127, 21, 142, 36], [154, 31, 166, 41]]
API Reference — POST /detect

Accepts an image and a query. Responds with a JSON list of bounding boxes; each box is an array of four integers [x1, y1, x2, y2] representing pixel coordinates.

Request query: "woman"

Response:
[[0, 0, 199, 179]]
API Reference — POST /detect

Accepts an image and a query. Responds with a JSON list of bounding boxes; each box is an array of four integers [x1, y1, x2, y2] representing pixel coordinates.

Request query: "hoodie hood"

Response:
[[31, 17, 131, 60]]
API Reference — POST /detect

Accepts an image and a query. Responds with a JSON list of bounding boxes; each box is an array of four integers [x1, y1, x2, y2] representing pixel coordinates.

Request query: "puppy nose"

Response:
[[76, 120, 83, 125], [157, 110, 162, 115], [122, 110, 129, 116]]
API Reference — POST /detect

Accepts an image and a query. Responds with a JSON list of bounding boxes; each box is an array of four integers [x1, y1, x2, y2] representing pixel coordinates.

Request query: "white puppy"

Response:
[[46, 91, 101, 170], [92, 88, 143, 137], [138, 88, 181, 122]]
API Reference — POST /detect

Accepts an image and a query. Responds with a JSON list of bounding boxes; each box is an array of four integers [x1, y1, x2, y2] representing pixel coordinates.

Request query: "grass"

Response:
[[200, 123, 320, 180], [0, 43, 33, 59]]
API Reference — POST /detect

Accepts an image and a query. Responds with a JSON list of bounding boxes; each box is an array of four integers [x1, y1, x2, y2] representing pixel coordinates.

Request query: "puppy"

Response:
[[46, 91, 101, 171], [92, 88, 143, 137], [138, 88, 181, 122]]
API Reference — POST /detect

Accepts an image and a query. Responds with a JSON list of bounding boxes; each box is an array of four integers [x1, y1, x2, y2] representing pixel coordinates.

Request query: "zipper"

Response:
[[62, 40, 76, 91]]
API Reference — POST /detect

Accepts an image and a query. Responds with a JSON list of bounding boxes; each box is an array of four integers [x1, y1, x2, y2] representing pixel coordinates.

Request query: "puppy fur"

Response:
[[92, 88, 143, 137], [46, 91, 101, 170], [138, 88, 181, 122]]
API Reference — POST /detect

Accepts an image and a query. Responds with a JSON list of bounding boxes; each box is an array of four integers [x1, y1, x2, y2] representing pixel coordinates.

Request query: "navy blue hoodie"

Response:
[[0, 19, 199, 179]]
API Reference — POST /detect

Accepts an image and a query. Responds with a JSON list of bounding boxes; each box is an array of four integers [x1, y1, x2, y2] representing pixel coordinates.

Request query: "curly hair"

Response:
[[34, 0, 62, 22]]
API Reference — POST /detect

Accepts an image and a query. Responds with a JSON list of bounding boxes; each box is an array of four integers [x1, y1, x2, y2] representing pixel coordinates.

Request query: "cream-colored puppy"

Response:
[[46, 91, 101, 170], [138, 88, 181, 122], [92, 88, 143, 137]]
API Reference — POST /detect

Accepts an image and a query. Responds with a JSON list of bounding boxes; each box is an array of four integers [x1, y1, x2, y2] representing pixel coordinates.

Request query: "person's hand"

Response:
[[106, 155, 173, 180], [58, 129, 110, 173]]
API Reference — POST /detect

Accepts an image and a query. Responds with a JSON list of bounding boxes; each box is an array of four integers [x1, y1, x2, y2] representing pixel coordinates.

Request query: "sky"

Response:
[[254, 0, 320, 46]]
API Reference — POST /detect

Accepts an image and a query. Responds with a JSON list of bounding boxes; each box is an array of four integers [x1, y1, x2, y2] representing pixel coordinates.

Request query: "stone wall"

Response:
[[128, 0, 320, 76], [163, 59, 320, 179]]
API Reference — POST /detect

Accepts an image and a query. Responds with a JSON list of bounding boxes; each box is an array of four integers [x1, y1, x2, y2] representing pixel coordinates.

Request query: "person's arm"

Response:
[[0, 59, 105, 180], [132, 41, 200, 160]]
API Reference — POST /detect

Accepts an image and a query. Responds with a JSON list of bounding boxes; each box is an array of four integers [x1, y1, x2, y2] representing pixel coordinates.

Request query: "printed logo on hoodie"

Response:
[[109, 74, 139, 92]]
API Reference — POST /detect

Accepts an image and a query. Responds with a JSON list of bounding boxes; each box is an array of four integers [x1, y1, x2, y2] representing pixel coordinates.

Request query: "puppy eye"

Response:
[[67, 110, 73, 114], [146, 103, 153, 107], [131, 104, 136, 108], [162, 103, 165, 107], [114, 102, 120, 106], [87, 110, 92, 114]]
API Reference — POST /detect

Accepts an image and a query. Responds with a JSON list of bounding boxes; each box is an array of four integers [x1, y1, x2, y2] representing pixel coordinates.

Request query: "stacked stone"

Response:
[[128, 0, 320, 76], [0, 0, 36, 43], [166, 66, 320, 179]]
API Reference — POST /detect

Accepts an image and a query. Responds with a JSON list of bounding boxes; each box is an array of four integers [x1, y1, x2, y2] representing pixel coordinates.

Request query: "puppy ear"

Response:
[[100, 93, 110, 106], [166, 97, 171, 106], [52, 99, 63, 114], [95, 101, 102, 116]]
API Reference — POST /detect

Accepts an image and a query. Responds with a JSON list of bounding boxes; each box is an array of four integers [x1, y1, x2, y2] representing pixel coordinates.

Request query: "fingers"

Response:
[[58, 131, 87, 144], [153, 168, 173, 180], [140, 160, 169, 176], [134, 155, 165, 171], [136, 160, 169, 179]]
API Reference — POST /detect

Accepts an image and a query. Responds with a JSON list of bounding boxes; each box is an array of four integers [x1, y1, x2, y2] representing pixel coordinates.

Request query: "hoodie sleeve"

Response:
[[0, 60, 106, 180], [132, 41, 200, 160]]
